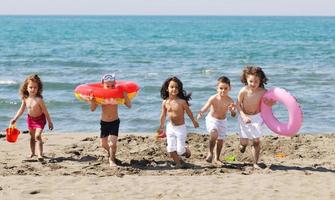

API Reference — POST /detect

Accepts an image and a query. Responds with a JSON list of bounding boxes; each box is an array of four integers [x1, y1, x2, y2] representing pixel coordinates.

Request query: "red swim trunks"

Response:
[[27, 113, 46, 131]]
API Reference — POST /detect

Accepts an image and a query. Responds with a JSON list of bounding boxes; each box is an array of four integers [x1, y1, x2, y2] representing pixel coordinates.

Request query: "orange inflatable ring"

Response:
[[74, 81, 140, 105]]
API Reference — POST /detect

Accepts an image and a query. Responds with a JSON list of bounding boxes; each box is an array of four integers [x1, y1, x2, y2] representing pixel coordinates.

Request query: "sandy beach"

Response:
[[1, 132, 335, 200]]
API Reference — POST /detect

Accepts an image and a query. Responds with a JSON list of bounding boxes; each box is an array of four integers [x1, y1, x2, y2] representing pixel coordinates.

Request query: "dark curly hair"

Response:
[[217, 76, 231, 86], [19, 74, 43, 98], [160, 76, 191, 105], [240, 66, 268, 88]]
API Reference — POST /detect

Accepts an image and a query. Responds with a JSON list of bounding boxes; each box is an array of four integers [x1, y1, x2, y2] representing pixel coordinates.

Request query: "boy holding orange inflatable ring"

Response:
[[88, 74, 132, 167], [237, 66, 275, 169]]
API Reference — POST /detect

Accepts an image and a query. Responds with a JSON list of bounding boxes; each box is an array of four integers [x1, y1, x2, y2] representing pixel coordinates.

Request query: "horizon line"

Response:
[[0, 14, 334, 17]]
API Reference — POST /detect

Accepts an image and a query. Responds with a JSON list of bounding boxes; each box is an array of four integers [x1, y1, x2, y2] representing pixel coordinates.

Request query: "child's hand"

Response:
[[88, 90, 94, 101], [193, 120, 199, 128], [263, 97, 276, 107], [156, 127, 166, 139], [242, 115, 251, 124], [49, 122, 54, 130], [86, 90, 94, 103], [228, 103, 236, 112], [122, 91, 128, 98], [10, 118, 16, 125], [228, 103, 237, 117], [157, 127, 164, 134], [88, 91, 98, 106], [196, 112, 203, 121]]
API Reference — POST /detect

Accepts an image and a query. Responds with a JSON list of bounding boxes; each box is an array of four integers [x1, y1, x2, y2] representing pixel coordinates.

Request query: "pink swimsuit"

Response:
[[27, 113, 46, 131]]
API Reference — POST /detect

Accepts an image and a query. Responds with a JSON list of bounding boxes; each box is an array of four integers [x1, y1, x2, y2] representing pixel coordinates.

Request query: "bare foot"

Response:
[[37, 156, 44, 161], [205, 153, 213, 163], [175, 162, 188, 169], [213, 159, 224, 166], [30, 154, 36, 158], [239, 145, 246, 153], [253, 163, 262, 170], [109, 158, 117, 167], [184, 146, 191, 158]]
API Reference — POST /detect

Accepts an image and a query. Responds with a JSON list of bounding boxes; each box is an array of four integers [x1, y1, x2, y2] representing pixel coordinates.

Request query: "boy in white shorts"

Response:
[[197, 76, 236, 164]]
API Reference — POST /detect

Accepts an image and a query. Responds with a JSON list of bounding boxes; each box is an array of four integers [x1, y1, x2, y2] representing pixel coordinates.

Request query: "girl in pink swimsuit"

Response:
[[10, 74, 53, 161]]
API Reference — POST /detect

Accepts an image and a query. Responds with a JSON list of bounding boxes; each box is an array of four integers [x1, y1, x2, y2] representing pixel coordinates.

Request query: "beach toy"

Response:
[[155, 128, 166, 140], [6, 124, 21, 143], [261, 87, 303, 137], [74, 81, 140, 105], [275, 153, 287, 158], [224, 155, 236, 162]]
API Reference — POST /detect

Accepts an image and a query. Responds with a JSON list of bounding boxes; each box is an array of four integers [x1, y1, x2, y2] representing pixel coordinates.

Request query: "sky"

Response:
[[0, 0, 334, 16]]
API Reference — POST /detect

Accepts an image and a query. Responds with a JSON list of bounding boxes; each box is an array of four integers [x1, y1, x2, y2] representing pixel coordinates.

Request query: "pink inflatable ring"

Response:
[[261, 87, 302, 136]]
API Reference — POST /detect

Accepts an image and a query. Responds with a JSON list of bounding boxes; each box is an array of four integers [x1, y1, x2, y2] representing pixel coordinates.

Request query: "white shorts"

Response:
[[238, 113, 263, 139], [205, 114, 227, 139], [166, 123, 187, 155]]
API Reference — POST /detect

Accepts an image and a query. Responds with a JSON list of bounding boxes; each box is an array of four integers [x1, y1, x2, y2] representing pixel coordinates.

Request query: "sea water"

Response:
[[0, 16, 334, 134]]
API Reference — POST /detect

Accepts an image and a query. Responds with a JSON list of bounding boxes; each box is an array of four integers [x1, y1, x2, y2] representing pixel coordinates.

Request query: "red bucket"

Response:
[[6, 125, 20, 143]]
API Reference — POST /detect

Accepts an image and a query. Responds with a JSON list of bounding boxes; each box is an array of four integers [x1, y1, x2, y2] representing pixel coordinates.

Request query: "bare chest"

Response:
[[212, 98, 231, 110], [25, 99, 39, 111], [165, 100, 183, 113]]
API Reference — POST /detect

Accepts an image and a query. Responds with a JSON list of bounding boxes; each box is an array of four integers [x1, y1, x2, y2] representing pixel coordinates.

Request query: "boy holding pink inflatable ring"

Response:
[[88, 74, 131, 167], [237, 66, 275, 169]]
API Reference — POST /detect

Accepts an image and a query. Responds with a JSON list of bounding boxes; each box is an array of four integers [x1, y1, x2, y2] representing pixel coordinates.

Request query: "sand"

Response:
[[1, 132, 335, 200]]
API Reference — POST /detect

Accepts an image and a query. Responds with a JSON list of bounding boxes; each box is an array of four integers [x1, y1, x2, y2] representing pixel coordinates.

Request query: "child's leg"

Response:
[[170, 151, 182, 166], [252, 138, 261, 164], [176, 125, 190, 159], [239, 138, 248, 153], [206, 130, 218, 162], [183, 146, 191, 158], [166, 124, 185, 167], [100, 137, 109, 156], [215, 139, 224, 162], [29, 130, 36, 157], [34, 128, 44, 159], [109, 135, 118, 166]]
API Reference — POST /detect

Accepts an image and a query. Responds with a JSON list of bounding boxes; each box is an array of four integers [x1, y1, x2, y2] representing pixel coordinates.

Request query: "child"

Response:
[[237, 66, 275, 169], [197, 76, 236, 165], [89, 74, 131, 167], [159, 76, 199, 168], [10, 74, 53, 161]]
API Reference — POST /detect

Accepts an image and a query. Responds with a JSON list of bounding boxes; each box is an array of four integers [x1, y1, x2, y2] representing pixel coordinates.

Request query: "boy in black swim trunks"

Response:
[[89, 74, 131, 167]]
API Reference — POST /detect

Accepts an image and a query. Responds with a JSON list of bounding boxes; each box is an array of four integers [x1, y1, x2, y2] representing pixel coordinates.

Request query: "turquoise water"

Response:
[[0, 16, 334, 134]]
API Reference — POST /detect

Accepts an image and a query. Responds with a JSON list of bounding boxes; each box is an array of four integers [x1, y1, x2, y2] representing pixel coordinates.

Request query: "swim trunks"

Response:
[[100, 118, 120, 138], [205, 114, 227, 139], [166, 122, 187, 155]]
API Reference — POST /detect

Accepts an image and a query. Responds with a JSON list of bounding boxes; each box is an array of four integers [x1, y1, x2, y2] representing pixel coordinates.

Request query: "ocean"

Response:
[[0, 16, 334, 134]]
